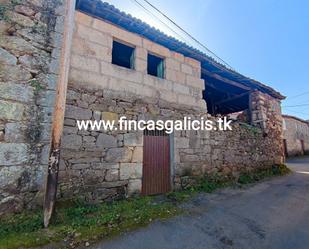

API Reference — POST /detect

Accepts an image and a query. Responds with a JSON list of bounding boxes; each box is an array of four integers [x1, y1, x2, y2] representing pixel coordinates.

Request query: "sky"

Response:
[[105, 0, 309, 120]]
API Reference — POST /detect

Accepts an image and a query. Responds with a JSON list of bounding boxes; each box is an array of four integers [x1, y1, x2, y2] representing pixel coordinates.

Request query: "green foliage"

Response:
[[29, 79, 44, 93], [239, 122, 262, 135], [0, 5, 9, 21], [238, 164, 291, 184], [0, 196, 180, 249]]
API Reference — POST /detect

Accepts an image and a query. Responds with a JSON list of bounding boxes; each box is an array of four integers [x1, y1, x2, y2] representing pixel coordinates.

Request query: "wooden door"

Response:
[[142, 130, 170, 195]]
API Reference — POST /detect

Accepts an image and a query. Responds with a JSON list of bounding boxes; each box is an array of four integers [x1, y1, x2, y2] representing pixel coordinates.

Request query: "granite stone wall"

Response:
[[59, 86, 284, 200], [0, 0, 66, 215]]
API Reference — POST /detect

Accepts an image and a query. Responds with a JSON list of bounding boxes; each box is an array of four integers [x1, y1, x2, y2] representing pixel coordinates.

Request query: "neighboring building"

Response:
[[283, 115, 309, 157], [0, 0, 285, 214]]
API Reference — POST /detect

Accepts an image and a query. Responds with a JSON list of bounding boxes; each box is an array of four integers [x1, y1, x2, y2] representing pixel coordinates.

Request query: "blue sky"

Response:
[[105, 0, 309, 120]]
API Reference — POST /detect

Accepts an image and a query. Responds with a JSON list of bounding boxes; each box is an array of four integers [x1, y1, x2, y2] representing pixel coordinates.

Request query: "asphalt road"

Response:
[[93, 156, 309, 249]]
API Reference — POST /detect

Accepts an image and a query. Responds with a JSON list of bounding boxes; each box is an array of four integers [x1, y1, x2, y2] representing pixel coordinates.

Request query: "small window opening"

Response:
[[112, 40, 135, 69], [147, 53, 164, 78]]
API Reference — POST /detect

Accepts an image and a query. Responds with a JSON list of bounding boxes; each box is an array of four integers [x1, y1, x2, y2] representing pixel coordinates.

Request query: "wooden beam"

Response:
[[214, 91, 249, 106], [43, 0, 76, 228], [202, 69, 251, 91]]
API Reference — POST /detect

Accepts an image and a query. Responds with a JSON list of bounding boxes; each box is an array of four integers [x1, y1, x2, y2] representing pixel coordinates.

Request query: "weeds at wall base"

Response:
[[0, 164, 291, 249]]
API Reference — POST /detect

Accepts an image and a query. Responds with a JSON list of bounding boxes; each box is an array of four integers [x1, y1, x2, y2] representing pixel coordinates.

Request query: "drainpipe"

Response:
[[43, 0, 76, 228]]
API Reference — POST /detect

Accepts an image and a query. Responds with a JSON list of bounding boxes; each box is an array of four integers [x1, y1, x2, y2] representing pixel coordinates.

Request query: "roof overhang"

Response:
[[76, 0, 285, 100]]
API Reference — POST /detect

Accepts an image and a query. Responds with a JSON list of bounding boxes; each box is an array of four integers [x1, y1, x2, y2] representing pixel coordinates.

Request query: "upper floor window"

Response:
[[147, 53, 164, 78], [112, 40, 135, 69]]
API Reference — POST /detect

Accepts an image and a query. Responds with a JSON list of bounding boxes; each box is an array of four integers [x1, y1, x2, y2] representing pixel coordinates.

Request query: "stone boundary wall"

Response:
[[0, 0, 66, 215], [59, 86, 284, 200], [57, 11, 284, 201], [283, 115, 309, 156]]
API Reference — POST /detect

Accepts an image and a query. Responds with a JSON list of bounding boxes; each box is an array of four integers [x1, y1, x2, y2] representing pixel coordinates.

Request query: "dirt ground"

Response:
[[92, 156, 309, 249]]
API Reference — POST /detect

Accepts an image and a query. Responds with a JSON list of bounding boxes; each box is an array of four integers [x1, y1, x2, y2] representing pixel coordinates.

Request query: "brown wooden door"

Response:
[[142, 130, 170, 195]]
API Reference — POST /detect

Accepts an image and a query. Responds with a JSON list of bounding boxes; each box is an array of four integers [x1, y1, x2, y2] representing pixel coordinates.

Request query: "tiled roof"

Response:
[[76, 0, 285, 100]]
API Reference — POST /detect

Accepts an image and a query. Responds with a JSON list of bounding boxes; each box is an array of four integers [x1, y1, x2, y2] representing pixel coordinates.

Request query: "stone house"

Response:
[[0, 0, 285, 215], [283, 115, 309, 157]]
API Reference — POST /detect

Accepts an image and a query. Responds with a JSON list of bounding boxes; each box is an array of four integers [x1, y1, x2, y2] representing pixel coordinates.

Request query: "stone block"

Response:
[[64, 118, 76, 127], [184, 57, 200, 69], [0, 47, 17, 65], [0, 35, 39, 57], [101, 61, 143, 83], [8, 11, 35, 27], [0, 82, 34, 103], [165, 69, 186, 84], [175, 137, 189, 149], [4, 123, 27, 142], [0, 20, 9, 34], [132, 147, 143, 163], [0, 100, 24, 121], [143, 38, 170, 57], [177, 94, 198, 107], [171, 51, 184, 62], [61, 134, 82, 149], [173, 83, 190, 95], [135, 47, 147, 59], [119, 163, 142, 180], [160, 90, 177, 103], [92, 162, 119, 170], [186, 75, 205, 89], [101, 112, 118, 125], [105, 169, 119, 181], [68, 68, 110, 89], [75, 11, 93, 26], [96, 133, 117, 148], [115, 28, 143, 47], [65, 105, 92, 120], [93, 111, 101, 121], [181, 63, 193, 75], [72, 37, 112, 61], [15, 5, 35, 16], [0, 64, 32, 81], [92, 17, 115, 34], [77, 24, 111, 47], [127, 179, 142, 195], [105, 147, 132, 163], [165, 58, 180, 71], [0, 143, 28, 166], [124, 132, 143, 146], [70, 54, 100, 72], [135, 58, 147, 72]]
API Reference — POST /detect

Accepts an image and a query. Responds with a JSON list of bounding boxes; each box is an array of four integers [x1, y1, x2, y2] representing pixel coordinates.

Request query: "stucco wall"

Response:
[[283, 116, 309, 156]]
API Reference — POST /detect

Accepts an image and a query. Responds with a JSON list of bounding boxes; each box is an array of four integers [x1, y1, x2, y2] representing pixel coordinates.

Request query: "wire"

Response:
[[129, 0, 195, 48], [287, 91, 309, 100], [282, 103, 309, 108], [133, 0, 235, 70], [283, 108, 309, 116]]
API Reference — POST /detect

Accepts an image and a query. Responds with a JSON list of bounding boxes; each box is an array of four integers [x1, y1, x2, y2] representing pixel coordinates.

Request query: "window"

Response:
[[147, 53, 164, 78], [112, 40, 135, 69]]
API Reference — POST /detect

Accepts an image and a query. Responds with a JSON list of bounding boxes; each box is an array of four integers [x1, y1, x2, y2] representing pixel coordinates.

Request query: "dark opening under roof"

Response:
[[75, 0, 285, 100]]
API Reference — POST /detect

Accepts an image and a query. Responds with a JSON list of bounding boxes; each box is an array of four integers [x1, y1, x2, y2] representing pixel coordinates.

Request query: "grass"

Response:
[[0, 197, 180, 249], [0, 164, 290, 249]]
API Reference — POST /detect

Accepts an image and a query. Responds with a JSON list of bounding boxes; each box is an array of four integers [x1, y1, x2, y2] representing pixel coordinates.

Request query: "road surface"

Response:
[[93, 156, 309, 249]]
